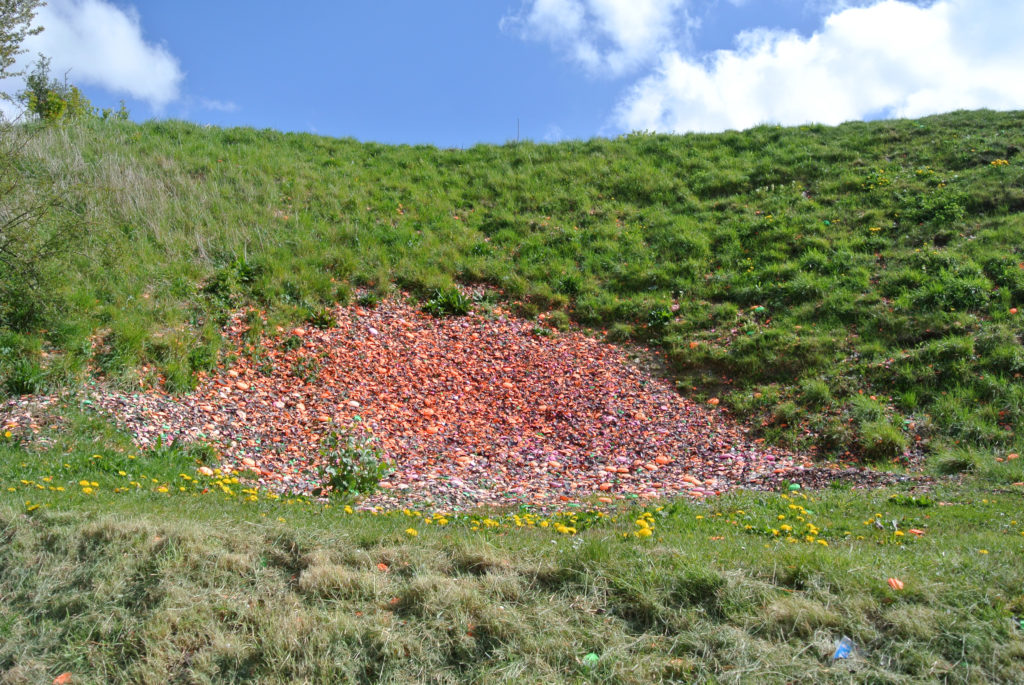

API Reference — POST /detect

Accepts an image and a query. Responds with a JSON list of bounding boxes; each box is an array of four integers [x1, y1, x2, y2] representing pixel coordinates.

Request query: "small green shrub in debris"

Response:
[[647, 306, 673, 329], [422, 287, 471, 317], [306, 306, 336, 329], [356, 293, 379, 309], [313, 419, 393, 498], [545, 310, 570, 331]]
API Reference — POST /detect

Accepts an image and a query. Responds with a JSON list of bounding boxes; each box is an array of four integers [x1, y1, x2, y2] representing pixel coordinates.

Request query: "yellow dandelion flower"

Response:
[[405, 528, 418, 537]]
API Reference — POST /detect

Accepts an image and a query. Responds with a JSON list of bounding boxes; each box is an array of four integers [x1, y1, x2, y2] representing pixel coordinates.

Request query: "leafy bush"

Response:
[[19, 56, 94, 121], [313, 419, 393, 498]]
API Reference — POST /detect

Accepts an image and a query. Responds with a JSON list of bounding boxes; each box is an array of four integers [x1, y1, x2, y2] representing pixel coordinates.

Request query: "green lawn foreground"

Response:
[[1, 408, 1023, 683]]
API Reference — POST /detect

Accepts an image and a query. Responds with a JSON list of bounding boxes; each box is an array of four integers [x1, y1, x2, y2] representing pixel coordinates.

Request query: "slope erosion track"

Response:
[[98, 301, 912, 510]]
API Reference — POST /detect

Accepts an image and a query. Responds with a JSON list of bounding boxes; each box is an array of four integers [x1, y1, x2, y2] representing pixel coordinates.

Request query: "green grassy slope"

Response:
[[2, 109, 1024, 462]]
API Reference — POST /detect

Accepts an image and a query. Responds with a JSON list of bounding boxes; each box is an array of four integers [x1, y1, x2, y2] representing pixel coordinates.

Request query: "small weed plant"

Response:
[[313, 418, 393, 498], [305, 306, 336, 329], [422, 287, 471, 317]]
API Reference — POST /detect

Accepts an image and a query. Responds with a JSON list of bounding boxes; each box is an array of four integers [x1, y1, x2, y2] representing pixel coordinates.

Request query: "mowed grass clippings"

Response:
[[1, 480, 1023, 683]]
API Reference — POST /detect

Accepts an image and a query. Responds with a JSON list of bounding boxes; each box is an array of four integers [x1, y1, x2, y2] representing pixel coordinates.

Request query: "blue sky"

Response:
[[6, 0, 1024, 147]]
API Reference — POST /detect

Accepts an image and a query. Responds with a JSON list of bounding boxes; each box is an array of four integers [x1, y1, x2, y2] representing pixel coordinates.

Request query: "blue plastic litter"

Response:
[[832, 636, 854, 661]]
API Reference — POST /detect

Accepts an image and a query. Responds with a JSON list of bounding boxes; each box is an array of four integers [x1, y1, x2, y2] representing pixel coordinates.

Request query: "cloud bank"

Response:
[[615, 0, 1024, 132], [504, 0, 690, 76], [511, 0, 1024, 133], [23, 0, 183, 109]]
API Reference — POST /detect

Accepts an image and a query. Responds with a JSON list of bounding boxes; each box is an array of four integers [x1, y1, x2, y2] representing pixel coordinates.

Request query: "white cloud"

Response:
[[504, 0, 690, 76], [200, 98, 238, 113], [21, 0, 183, 109], [614, 0, 1024, 133]]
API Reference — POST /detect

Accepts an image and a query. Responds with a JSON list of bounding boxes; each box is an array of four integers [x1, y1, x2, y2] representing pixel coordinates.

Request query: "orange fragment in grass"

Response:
[[377, 563, 389, 572], [53, 674, 72, 685], [887, 577, 904, 591], [708, 397, 720, 406]]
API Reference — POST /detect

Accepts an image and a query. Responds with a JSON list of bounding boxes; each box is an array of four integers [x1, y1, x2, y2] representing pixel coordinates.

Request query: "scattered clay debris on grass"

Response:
[[93, 301, 914, 510]]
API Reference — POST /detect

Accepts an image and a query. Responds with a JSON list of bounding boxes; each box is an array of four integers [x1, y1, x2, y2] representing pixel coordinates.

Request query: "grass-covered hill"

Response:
[[3, 109, 1024, 464], [2, 111, 1024, 683]]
